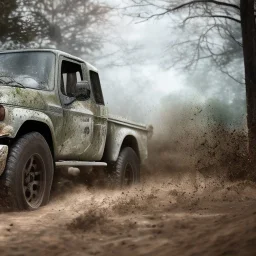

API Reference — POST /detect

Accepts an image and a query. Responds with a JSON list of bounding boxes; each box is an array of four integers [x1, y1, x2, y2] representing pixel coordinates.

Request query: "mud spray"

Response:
[[0, 101, 256, 255]]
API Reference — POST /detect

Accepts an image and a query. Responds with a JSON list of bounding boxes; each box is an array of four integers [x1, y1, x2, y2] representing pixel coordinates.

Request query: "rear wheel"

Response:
[[107, 147, 140, 188], [0, 132, 54, 210]]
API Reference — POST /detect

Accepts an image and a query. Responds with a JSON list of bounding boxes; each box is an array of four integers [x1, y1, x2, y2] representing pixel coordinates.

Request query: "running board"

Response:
[[55, 161, 107, 167]]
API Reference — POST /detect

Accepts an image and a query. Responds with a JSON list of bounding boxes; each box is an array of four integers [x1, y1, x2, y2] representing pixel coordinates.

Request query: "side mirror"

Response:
[[75, 81, 90, 100]]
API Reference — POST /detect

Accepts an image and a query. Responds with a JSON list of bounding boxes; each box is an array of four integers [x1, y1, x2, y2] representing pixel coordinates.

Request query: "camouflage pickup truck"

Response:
[[0, 49, 148, 210]]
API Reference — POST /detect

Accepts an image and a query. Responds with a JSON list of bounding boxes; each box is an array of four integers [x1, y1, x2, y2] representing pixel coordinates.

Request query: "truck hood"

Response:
[[0, 85, 47, 110]]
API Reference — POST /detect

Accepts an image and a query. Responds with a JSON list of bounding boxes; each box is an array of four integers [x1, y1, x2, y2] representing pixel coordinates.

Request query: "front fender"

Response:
[[0, 105, 56, 148]]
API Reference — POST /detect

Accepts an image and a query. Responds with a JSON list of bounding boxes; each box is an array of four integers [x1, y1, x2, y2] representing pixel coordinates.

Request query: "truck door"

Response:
[[57, 57, 94, 160]]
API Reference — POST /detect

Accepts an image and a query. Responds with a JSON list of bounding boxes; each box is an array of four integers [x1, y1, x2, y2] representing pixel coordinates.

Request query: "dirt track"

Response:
[[0, 175, 255, 256]]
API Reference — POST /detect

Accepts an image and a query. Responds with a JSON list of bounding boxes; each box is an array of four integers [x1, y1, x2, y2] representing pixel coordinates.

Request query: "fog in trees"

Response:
[[0, 0, 248, 132]]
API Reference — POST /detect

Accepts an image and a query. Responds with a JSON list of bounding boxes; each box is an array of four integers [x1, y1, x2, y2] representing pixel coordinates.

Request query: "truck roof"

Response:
[[0, 48, 98, 72]]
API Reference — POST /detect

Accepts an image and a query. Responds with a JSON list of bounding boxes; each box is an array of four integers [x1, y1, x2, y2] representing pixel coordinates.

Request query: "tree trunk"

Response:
[[240, 0, 256, 159]]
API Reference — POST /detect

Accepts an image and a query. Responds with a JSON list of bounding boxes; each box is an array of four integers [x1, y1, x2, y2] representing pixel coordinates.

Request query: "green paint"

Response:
[[15, 88, 21, 95]]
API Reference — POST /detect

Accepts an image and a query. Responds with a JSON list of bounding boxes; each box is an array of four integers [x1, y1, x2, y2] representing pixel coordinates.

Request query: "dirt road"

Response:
[[0, 175, 255, 256]]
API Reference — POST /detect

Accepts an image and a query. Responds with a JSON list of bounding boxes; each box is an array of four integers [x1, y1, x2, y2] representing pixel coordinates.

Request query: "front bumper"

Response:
[[0, 145, 8, 175]]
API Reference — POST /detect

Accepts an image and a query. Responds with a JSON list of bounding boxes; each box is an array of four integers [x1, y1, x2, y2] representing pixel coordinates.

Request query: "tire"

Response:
[[107, 147, 140, 188], [0, 132, 54, 211]]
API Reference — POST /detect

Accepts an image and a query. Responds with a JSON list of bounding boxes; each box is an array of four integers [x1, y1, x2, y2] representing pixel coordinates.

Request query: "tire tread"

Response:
[[108, 147, 140, 188], [0, 132, 53, 210]]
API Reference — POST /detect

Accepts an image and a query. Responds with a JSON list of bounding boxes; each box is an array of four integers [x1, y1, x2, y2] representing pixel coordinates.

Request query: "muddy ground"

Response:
[[0, 172, 255, 256]]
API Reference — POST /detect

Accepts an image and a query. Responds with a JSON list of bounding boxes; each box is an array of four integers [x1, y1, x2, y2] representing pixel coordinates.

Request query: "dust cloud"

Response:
[[0, 99, 256, 255]]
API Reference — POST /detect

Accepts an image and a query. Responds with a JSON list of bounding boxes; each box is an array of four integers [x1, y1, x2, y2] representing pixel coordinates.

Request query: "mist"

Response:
[[0, 0, 248, 178], [1, 1, 256, 256], [90, 1, 249, 182], [91, 0, 247, 135], [0, 0, 246, 128]]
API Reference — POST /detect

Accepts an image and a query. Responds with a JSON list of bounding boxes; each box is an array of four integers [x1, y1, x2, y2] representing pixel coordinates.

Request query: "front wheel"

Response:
[[107, 147, 140, 188], [0, 132, 54, 210]]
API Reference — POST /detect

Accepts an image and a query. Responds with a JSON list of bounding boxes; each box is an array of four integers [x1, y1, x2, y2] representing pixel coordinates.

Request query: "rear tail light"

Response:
[[0, 105, 5, 121]]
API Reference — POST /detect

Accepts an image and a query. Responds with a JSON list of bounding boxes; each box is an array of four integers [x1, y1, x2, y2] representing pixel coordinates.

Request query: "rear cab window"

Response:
[[89, 71, 104, 105]]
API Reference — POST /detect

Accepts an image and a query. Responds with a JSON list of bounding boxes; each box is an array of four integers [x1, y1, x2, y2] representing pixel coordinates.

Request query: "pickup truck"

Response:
[[0, 49, 148, 210]]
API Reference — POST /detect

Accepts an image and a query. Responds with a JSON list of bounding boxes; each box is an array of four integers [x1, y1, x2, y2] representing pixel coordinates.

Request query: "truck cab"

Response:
[[0, 50, 108, 160], [0, 49, 148, 211]]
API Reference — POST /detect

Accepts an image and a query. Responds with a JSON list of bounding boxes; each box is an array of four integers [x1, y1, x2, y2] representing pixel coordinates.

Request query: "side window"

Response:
[[61, 60, 83, 97], [90, 71, 104, 105]]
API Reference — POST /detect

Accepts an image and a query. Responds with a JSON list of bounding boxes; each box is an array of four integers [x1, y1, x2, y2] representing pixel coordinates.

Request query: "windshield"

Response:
[[0, 52, 55, 90]]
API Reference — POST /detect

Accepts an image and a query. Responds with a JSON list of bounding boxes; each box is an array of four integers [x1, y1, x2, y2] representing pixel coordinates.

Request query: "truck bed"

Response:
[[108, 115, 147, 131], [105, 115, 148, 164]]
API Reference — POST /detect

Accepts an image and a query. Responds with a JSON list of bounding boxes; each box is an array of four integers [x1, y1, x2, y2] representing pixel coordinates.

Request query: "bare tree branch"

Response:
[[183, 15, 241, 23]]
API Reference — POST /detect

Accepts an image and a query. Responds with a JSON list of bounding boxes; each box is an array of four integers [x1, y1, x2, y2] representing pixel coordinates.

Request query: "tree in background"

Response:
[[30, 0, 110, 55], [126, 0, 256, 159], [0, 0, 49, 49], [125, 0, 241, 80], [0, 0, 111, 56], [240, 0, 256, 159]]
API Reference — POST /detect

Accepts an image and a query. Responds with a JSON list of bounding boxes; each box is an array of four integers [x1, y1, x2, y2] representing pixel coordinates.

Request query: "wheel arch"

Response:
[[103, 132, 141, 163], [120, 135, 140, 161], [15, 120, 55, 157]]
